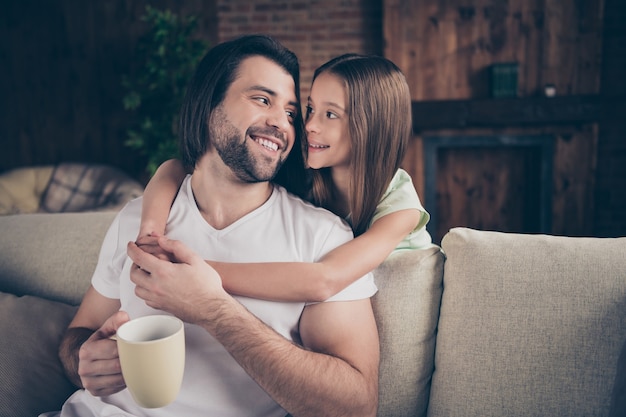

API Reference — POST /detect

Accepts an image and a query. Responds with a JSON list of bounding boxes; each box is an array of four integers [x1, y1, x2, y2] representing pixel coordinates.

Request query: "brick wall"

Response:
[[216, 0, 383, 99]]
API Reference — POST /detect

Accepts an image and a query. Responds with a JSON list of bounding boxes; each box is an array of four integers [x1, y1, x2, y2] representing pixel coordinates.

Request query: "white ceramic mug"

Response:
[[116, 315, 185, 408]]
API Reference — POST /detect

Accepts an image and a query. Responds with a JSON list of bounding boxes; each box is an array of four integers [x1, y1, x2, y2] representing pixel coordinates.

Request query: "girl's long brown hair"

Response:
[[306, 54, 412, 236]]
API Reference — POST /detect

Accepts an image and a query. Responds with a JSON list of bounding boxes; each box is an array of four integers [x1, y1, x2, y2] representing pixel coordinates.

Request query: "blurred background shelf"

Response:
[[412, 95, 626, 131]]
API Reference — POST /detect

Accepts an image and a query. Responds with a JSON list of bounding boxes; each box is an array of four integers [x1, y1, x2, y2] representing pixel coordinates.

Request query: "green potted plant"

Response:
[[123, 6, 209, 176]]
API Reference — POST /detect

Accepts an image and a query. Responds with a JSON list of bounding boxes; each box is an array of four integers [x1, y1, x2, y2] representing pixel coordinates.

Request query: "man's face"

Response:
[[209, 56, 299, 183]]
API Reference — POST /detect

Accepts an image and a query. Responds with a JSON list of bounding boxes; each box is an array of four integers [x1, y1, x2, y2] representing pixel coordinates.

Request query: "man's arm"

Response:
[[210, 297, 379, 417], [58, 285, 127, 396], [127, 237, 379, 417]]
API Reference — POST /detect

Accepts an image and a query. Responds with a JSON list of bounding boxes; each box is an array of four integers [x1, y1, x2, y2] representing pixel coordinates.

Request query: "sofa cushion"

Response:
[[0, 211, 117, 305], [372, 245, 444, 417], [0, 292, 78, 417], [429, 227, 626, 417]]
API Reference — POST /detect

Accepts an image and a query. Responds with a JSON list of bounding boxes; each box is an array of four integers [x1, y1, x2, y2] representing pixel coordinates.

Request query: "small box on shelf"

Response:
[[490, 63, 518, 98]]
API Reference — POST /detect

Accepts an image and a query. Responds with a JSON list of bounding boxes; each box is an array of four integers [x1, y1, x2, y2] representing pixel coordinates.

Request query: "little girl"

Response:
[[137, 53, 432, 302]]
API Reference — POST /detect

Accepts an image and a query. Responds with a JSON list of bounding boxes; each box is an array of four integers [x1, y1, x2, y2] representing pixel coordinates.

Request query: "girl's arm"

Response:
[[139, 161, 422, 302], [213, 208, 422, 302], [138, 159, 186, 239]]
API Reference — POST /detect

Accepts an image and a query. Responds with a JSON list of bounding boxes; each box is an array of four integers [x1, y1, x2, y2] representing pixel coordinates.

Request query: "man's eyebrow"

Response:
[[247, 85, 275, 95], [248, 85, 299, 109]]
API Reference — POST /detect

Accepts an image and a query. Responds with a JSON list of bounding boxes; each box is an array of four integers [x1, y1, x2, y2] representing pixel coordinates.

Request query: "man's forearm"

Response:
[[199, 298, 378, 417], [59, 327, 94, 388]]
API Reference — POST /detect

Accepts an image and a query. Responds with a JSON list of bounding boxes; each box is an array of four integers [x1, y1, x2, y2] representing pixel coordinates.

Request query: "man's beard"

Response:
[[210, 106, 288, 183]]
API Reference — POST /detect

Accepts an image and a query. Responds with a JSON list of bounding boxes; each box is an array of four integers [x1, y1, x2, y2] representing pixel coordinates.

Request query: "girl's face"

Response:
[[304, 72, 352, 170]]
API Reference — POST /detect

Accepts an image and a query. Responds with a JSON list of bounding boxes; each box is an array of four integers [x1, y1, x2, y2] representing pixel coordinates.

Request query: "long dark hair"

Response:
[[178, 34, 308, 199]]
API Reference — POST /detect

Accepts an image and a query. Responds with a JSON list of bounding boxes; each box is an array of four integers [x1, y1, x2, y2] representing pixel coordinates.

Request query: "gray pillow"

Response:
[[372, 246, 444, 417], [0, 292, 78, 417], [429, 227, 626, 417]]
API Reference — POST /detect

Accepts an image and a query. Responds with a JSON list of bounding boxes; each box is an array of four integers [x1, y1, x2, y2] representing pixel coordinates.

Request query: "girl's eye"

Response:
[[326, 111, 338, 119], [305, 105, 314, 119]]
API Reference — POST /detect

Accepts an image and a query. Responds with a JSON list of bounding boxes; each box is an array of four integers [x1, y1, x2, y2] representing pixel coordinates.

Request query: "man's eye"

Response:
[[254, 97, 269, 105], [286, 110, 296, 121]]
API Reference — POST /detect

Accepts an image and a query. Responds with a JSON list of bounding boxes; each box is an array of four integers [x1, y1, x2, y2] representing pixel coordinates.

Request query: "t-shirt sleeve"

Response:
[[371, 169, 434, 250], [371, 169, 429, 231], [91, 201, 141, 299], [310, 220, 378, 304], [323, 272, 377, 302]]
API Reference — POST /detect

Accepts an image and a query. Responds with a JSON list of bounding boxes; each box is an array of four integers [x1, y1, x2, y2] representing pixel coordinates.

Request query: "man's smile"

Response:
[[252, 135, 281, 152]]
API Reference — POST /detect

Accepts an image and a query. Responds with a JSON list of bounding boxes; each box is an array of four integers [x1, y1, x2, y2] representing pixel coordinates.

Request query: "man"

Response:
[[47, 35, 379, 417]]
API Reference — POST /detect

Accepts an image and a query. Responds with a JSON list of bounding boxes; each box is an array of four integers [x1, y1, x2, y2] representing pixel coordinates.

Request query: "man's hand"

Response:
[[77, 311, 129, 397], [127, 236, 228, 325]]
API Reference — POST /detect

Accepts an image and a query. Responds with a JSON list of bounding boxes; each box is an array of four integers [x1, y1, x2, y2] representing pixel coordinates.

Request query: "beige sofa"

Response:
[[0, 211, 624, 417]]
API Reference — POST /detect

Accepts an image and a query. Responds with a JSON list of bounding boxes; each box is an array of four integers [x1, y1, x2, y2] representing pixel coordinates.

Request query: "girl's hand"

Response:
[[135, 233, 175, 262]]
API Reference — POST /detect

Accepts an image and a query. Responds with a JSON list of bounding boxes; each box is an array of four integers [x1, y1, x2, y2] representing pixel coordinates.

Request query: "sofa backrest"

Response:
[[0, 211, 118, 416], [0, 211, 116, 305], [0, 211, 448, 417], [429, 227, 626, 417]]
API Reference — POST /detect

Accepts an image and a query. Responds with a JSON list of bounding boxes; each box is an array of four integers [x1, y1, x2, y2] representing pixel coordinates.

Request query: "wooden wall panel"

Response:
[[400, 138, 425, 204], [384, 0, 604, 240], [594, 0, 626, 237], [551, 125, 598, 236], [0, 0, 218, 181], [421, 126, 597, 243], [384, 0, 603, 100], [435, 146, 536, 242]]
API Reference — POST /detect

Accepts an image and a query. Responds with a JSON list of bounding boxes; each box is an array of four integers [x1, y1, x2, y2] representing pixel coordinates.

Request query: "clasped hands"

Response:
[[127, 234, 227, 324]]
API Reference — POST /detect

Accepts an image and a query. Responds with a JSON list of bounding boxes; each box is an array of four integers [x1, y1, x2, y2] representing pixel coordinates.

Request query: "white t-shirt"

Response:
[[51, 175, 377, 417]]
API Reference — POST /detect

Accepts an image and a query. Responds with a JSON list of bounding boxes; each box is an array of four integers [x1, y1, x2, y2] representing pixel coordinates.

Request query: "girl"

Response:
[[137, 53, 432, 302]]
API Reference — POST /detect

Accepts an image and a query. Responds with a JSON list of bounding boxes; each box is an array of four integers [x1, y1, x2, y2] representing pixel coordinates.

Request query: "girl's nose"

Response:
[[305, 114, 319, 134]]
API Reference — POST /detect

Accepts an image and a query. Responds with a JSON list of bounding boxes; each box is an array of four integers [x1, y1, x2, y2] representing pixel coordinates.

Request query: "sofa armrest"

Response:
[[0, 211, 117, 305]]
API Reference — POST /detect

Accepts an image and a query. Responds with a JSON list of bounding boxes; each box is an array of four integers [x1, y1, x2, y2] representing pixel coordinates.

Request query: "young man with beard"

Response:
[[46, 35, 379, 417]]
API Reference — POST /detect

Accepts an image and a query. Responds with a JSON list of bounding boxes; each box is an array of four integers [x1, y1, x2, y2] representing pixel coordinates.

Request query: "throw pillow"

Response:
[[429, 227, 626, 417], [0, 292, 78, 417], [40, 163, 143, 213], [372, 246, 444, 417], [0, 166, 54, 215]]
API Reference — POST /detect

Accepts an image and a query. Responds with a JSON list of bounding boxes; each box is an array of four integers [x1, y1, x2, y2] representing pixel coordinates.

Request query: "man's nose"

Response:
[[266, 107, 291, 133]]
